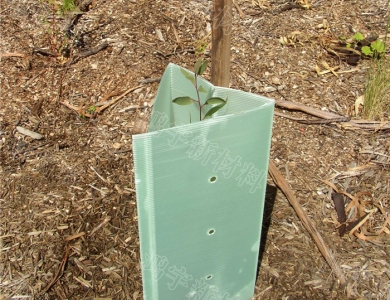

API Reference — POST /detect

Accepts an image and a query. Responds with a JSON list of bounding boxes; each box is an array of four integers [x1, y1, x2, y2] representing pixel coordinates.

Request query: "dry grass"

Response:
[[363, 56, 390, 120], [363, 17, 390, 121]]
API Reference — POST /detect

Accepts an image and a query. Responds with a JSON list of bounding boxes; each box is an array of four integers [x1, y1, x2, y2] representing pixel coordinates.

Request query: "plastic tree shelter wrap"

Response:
[[132, 63, 274, 300]]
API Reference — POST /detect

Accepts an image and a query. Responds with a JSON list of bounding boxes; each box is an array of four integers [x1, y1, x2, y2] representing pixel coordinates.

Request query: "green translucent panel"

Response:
[[132, 63, 274, 300]]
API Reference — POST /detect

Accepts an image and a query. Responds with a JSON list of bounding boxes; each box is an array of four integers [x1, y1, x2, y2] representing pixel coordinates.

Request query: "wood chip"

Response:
[[73, 276, 93, 288], [16, 126, 43, 140], [65, 232, 86, 241], [89, 217, 111, 237], [155, 29, 165, 42]]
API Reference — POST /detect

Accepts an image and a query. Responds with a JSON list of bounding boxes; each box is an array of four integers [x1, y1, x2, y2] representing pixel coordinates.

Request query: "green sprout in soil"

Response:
[[172, 58, 227, 122], [86, 105, 96, 114], [195, 40, 208, 55], [361, 39, 386, 58], [343, 32, 386, 58]]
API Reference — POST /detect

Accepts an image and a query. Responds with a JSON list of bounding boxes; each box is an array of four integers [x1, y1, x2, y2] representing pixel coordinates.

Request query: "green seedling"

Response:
[[361, 40, 386, 58], [352, 32, 364, 41], [344, 32, 364, 48], [172, 58, 227, 122], [343, 32, 386, 58], [86, 105, 96, 114], [196, 41, 208, 55]]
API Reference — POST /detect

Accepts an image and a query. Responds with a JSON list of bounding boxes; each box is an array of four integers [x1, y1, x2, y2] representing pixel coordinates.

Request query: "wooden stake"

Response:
[[210, 0, 346, 286], [211, 0, 232, 87]]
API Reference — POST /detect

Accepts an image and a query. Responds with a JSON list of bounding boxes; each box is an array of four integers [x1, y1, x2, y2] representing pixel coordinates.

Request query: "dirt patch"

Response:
[[1, 0, 389, 299]]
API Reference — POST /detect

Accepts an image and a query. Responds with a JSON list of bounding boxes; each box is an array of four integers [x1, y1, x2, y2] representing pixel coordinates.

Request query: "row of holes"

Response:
[[203, 176, 217, 281], [207, 176, 217, 279], [209, 176, 216, 234]]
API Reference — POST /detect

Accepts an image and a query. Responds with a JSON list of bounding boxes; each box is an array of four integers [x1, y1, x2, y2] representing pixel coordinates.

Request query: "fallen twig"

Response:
[[61, 85, 143, 117], [96, 85, 143, 113], [273, 3, 302, 14], [274, 99, 390, 130], [275, 111, 350, 124], [0, 52, 27, 58], [119, 105, 148, 112], [275, 99, 345, 119], [343, 120, 390, 130], [90, 165, 107, 183], [95, 90, 123, 106], [33, 47, 55, 57], [60, 101, 91, 117], [138, 77, 161, 84], [39, 243, 70, 297], [233, 0, 246, 19], [88, 216, 111, 237], [268, 160, 346, 285], [72, 40, 108, 62]]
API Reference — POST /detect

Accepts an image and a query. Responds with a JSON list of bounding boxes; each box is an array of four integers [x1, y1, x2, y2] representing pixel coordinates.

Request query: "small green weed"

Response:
[[86, 105, 96, 114], [361, 40, 386, 58], [194, 32, 211, 55], [342, 31, 386, 58], [195, 40, 208, 55]]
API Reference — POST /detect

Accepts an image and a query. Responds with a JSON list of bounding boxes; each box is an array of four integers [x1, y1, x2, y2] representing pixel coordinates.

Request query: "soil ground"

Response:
[[1, 0, 390, 299]]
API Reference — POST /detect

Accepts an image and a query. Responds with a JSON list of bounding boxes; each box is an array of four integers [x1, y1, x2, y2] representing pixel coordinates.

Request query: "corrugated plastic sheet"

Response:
[[132, 63, 274, 300]]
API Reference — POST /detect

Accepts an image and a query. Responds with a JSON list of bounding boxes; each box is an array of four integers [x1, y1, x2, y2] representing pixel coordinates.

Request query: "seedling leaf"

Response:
[[371, 40, 385, 53], [353, 32, 364, 41], [199, 61, 208, 75], [180, 68, 195, 84], [204, 97, 225, 105], [172, 97, 195, 105], [361, 46, 372, 56], [198, 85, 207, 93], [194, 58, 203, 75], [203, 104, 225, 119], [203, 102, 226, 119]]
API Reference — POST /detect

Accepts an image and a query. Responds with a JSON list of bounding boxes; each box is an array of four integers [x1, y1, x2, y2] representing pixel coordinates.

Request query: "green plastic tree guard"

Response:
[[132, 63, 274, 300]]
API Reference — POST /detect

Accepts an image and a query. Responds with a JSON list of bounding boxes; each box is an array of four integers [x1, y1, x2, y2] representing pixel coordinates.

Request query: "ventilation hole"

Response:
[[208, 229, 215, 235], [209, 176, 217, 182], [206, 275, 212, 280]]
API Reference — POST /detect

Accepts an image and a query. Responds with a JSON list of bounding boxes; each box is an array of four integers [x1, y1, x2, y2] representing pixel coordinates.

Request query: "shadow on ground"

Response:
[[257, 184, 278, 276]]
